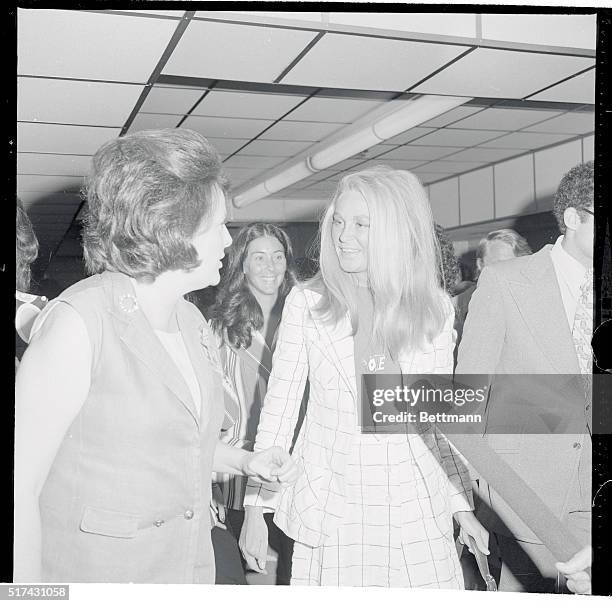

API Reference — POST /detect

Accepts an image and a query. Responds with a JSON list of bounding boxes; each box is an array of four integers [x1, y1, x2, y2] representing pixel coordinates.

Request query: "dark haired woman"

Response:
[[15, 198, 47, 368], [14, 129, 297, 583], [208, 223, 298, 584]]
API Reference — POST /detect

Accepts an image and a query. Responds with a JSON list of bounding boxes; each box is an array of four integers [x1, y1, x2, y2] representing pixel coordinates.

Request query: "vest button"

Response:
[[154, 519, 164, 527], [184, 509, 194, 520]]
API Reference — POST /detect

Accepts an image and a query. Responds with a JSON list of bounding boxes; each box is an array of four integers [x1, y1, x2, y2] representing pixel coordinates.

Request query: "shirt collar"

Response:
[[550, 235, 588, 292]]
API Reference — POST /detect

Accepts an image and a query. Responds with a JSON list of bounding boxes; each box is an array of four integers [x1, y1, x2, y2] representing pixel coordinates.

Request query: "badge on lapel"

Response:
[[200, 323, 223, 375]]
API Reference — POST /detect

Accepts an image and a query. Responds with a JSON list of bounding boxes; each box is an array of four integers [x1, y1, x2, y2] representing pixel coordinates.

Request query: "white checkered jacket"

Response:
[[243, 286, 473, 548]]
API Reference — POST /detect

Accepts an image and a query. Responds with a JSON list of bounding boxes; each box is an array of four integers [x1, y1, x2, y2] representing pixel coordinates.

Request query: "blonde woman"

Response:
[[240, 166, 488, 587]]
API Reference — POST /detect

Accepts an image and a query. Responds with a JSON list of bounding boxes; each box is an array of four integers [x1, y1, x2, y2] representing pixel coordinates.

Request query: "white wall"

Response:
[[428, 134, 592, 230]]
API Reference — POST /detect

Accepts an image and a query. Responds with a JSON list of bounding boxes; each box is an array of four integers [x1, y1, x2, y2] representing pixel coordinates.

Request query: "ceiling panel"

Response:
[[281, 33, 470, 91], [328, 12, 478, 38], [18, 9, 178, 82], [194, 90, 305, 120], [410, 128, 507, 147], [481, 14, 596, 50], [285, 96, 386, 123], [17, 174, 84, 192], [413, 172, 455, 184], [528, 69, 595, 104], [480, 131, 573, 150], [382, 127, 435, 146], [224, 168, 264, 186], [412, 47, 594, 98], [320, 158, 371, 172], [223, 155, 284, 170], [18, 123, 122, 155], [416, 160, 486, 173], [237, 139, 315, 157], [525, 111, 594, 135], [163, 20, 318, 81], [198, 11, 324, 24], [442, 147, 523, 163], [376, 145, 460, 161], [449, 107, 562, 131], [18, 77, 143, 126], [181, 115, 272, 139], [205, 138, 252, 156], [139, 85, 205, 114], [260, 121, 344, 142], [420, 105, 485, 128], [128, 113, 182, 132], [368, 159, 425, 170], [17, 153, 92, 176]]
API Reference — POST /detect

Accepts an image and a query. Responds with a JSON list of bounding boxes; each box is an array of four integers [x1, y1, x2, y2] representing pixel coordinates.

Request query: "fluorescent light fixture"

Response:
[[373, 96, 468, 139], [232, 94, 472, 208], [265, 160, 313, 195], [233, 182, 269, 207], [233, 161, 315, 208], [309, 128, 382, 171]]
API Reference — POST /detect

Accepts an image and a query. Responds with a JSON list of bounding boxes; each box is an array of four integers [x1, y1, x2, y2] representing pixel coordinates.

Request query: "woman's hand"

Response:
[[239, 506, 268, 573], [455, 510, 490, 555], [243, 446, 299, 484], [556, 545, 591, 595]]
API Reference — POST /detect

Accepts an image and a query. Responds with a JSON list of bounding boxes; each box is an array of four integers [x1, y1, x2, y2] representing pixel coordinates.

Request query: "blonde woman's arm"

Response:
[[240, 287, 309, 572], [14, 303, 91, 581]]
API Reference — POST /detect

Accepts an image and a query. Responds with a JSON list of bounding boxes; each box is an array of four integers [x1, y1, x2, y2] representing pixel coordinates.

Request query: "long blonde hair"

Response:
[[308, 166, 448, 357]]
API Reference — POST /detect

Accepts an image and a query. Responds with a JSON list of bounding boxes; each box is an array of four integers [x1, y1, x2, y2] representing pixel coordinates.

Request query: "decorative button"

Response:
[[573, 442, 581, 449], [585, 405, 591, 411], [184, 509, 194, 520], [118, 293, 139, 314]]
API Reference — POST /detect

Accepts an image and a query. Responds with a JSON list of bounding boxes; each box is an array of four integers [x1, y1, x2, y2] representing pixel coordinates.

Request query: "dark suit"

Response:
[[455, 245, 591, 592]]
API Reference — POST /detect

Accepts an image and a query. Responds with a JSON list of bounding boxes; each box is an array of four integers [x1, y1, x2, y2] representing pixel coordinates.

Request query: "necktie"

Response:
[[572, 268, 593, 434]]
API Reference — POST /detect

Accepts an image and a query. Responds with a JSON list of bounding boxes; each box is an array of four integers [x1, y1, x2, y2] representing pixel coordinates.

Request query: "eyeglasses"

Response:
[[581, 208, 595, 217]]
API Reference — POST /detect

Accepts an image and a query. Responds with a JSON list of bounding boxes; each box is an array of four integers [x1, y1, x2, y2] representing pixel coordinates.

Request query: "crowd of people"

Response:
[[14, 128, 595, 594]]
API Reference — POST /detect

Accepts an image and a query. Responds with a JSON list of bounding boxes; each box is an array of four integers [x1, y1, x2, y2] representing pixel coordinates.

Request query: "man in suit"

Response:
[[454, 228, 532, 348], [455, 161, 594, 593]]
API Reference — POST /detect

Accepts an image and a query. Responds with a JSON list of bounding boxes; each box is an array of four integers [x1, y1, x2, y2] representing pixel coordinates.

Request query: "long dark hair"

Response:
[[209, 223, 297, 349], [16, 198, 39, 292]]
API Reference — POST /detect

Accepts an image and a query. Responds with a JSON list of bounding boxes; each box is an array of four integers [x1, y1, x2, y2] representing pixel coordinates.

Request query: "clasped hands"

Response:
[[242, 446, 299, 485]]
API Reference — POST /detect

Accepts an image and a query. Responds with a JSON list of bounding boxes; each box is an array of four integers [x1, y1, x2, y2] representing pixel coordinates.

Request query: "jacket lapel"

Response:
[[302, 289, 358, 402], [106, 273, 201, 427], [509, 246, 580, 374], [178, 305, 219, 433]]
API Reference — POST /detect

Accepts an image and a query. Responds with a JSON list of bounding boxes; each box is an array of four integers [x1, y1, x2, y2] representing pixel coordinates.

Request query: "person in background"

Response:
[[455, 229, 532, 348], [435, 223, 461, 296], [240, 166, 487, 587], [14, 129, 298, 583], [15, 198, 47, 368], [208, 223, 298, 585], [455, 162, 594, 593]]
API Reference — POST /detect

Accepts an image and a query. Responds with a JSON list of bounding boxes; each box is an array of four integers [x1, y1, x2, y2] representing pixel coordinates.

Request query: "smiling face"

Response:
[[331, 190, 370, 276], [190, 185, 232, 288], [242, 235, 287, 298]]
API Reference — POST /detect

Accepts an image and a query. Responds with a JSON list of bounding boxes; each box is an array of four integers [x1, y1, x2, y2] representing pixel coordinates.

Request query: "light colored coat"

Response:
[[455, 245, 590, 542], [244, 286, 473, 548]]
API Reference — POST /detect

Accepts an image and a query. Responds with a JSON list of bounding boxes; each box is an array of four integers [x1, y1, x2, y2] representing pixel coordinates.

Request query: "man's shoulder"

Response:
[[485, 244, 553, 281]]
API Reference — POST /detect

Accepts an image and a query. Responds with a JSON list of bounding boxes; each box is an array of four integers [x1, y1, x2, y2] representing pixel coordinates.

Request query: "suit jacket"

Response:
[[455, 245, 590, 542], [35, 271, 224, 583], [244, 286, 473, 548]]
